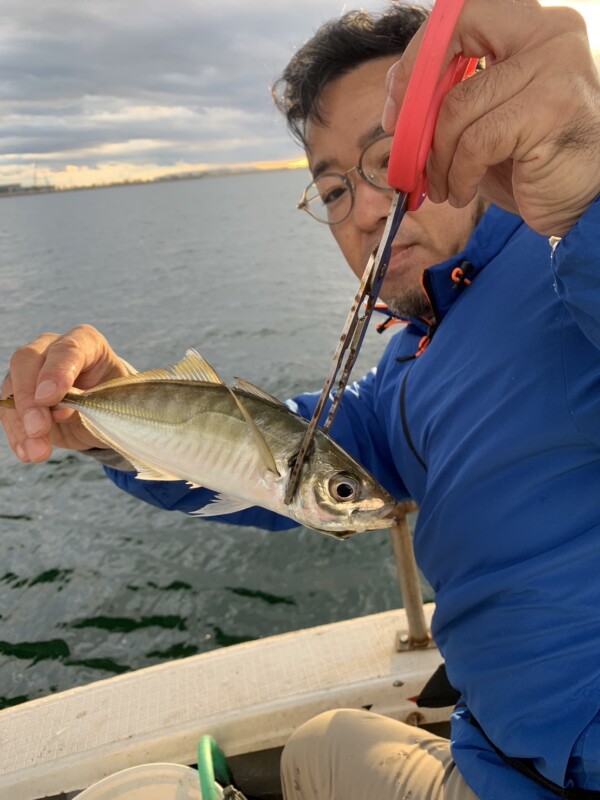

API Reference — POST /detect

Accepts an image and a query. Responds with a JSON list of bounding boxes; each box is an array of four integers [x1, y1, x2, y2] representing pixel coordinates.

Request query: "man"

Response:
[[2, 0, 600, 797], [271, 3, 600, 798]]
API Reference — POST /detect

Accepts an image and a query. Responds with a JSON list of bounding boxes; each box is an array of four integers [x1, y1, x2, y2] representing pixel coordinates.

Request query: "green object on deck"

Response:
[[197, 735, 234, 799]]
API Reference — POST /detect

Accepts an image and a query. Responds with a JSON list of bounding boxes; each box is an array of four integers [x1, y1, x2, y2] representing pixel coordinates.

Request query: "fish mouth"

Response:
[[308, 526, 356, 541], [302, 500, 399, 539], [355, 500, 398, 519], [311, 512, 398, 539]]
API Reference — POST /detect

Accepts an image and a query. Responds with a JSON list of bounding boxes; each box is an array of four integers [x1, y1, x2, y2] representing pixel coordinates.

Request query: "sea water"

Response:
[[0, 171, 424, 707]]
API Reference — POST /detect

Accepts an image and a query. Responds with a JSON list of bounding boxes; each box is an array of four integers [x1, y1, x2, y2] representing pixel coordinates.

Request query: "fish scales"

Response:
[[72, 383, 286, 499]]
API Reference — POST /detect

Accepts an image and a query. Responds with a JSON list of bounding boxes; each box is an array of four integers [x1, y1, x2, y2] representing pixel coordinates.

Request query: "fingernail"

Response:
[[24, 437, 49, 461], [382, 96, 398, 132], [16, 443, 28, 461], [35, 379, 58, 402], [24, 408, 47, 437]]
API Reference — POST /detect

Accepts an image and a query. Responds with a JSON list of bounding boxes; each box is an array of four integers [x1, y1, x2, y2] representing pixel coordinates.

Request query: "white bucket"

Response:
[[75, 763, 212, 800]]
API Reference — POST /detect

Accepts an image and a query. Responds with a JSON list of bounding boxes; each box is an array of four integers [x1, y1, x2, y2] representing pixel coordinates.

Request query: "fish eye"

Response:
[[328, 473, 360, 502]]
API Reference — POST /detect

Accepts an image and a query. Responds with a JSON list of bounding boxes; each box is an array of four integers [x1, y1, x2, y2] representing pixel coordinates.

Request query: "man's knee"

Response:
[[282, 709, 358, 767], [281, 710, 475, 800], [282, 708, 426, 764], [281, 710, 371, 799]]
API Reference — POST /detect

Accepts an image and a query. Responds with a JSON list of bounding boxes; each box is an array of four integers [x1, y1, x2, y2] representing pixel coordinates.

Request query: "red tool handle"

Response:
[[387, 0, 477, 210]]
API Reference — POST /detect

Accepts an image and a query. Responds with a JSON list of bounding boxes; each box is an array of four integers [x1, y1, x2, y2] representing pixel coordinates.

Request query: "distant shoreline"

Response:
[[0, 162, 307, 199]]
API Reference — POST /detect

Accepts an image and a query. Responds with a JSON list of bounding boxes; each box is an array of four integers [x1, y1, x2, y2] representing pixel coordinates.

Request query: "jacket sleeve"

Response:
[[103, 362, 408, 531], [552, 196, 600, 350], [551, 195, 600, 444]]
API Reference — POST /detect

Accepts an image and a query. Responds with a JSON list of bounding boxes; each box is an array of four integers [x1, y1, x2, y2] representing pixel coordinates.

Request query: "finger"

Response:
[[52, 407, 78, 423], [435, 58, 597, 232], [30, 325, 103, 403], [0, 401, 28, 462], [425, 60, 529, 203], [381, 0, 492, 133], [9, 334, 60, 437], [384, 0, 588, 208], [12, 324, 111, 415], [0, 394, 50, 462], [7, 326, 95, 459], [446, 102, 520, 209], [428, 10, 591, 203], [2, 427, 29, 462]]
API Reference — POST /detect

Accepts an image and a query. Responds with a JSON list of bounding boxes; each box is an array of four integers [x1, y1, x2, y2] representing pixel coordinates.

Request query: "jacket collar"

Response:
[[422, 205, 524, 324], [376, 206, 525, 338]]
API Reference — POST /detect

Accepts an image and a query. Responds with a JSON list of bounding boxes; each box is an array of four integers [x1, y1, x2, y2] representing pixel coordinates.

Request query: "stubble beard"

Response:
[[384, 286, 432, 321]]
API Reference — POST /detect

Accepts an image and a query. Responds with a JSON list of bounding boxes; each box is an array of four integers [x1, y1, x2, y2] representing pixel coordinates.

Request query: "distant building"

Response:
[[0, 183, 23, 194], [0, 182, 56, 196]]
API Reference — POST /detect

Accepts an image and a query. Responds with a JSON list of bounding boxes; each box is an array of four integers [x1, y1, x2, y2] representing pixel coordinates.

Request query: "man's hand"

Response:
[[383, 0, 600, 237], [0, 325, 133, 462]]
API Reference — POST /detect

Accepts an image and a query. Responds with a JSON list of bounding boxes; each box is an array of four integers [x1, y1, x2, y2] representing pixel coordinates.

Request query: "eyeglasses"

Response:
[[297, 134, 394, 226]]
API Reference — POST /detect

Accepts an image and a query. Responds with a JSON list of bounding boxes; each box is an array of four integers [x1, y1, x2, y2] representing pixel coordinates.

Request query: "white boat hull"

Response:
[[0, 603, 449, 800]]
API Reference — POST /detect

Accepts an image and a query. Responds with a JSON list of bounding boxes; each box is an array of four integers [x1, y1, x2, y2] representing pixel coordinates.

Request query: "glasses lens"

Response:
[[360, 135, 394, 190], [300, 173, 352, 224]]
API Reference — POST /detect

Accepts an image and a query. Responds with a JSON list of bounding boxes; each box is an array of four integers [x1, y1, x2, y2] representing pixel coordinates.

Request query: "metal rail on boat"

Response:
[[389, 502, 432, 650]]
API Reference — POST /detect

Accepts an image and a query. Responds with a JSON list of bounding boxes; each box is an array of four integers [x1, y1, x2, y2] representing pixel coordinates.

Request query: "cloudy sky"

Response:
[[1, 0, 598, 189]]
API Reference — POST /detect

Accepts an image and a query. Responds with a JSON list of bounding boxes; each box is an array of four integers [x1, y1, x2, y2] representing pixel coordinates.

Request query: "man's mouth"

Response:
[[389, 242, 418, 268], [392, 242, 415, 254], [371, 238, 416, 261]]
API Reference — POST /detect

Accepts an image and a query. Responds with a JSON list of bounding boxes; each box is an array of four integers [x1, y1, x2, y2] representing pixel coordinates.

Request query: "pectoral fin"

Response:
[[189, 493, 254, 517], [227, 388, 280, 477], [135, 466, 184, 482]]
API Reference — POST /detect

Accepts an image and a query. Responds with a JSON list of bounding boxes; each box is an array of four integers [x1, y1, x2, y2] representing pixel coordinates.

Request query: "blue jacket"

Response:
[[106, 201, 600, 797]]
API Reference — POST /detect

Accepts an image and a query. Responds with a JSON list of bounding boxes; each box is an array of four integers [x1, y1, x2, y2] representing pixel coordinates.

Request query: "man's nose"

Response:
[[351, 180, 393, 231]]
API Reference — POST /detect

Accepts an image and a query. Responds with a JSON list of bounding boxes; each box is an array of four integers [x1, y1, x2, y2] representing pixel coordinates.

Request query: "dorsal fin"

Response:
[[226, 387, 280, 476], [232, 377, 287, 408], [170, 349, 223, 383], [79, 349, 224, 394]]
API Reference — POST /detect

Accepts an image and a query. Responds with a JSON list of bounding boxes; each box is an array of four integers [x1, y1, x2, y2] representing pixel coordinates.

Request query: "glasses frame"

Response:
[[297, 134, 395, 226]]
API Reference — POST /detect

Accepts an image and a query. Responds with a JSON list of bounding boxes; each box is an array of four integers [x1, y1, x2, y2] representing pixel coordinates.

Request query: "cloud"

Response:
[[2, 0, 597, 188], [0, 0, 394, 186]]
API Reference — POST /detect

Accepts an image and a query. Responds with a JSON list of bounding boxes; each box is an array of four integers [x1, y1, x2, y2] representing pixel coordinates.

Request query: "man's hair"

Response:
[[272, 5, 428, 149]]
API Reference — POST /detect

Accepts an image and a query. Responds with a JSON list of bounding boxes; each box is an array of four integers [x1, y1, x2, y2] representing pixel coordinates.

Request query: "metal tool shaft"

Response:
[[284, 191, 407, 505]]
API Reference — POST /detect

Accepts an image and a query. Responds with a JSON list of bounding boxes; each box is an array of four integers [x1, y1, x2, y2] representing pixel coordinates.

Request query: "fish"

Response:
[[0, 349, 397, 538]]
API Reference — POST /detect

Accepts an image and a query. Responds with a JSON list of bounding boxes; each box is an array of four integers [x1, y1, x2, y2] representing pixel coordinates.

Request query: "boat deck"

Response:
[[0, 604, 447, 800]]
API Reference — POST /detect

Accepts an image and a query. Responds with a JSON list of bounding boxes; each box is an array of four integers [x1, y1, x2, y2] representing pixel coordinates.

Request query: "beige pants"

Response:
[[280, 709, 478, 800]]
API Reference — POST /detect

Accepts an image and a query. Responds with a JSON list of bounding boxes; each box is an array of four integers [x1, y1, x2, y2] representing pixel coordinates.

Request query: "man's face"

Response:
[[305, 56, 484, 319]]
